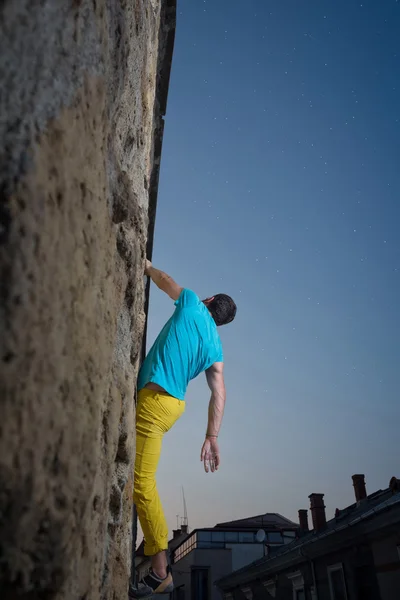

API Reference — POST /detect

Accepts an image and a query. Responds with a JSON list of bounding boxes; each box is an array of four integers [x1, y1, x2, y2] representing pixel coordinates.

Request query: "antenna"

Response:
[[182, 486, 189, 531], [176, 515, 180, 529]]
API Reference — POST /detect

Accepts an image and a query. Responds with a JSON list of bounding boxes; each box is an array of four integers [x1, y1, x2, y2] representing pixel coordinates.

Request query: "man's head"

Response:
[[203, 294, 237, 326]]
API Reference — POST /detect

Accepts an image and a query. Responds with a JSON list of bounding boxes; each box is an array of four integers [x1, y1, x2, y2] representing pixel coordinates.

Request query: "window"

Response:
[[197, 531, 211, 542], [268, 532, 283, 544], [224, 531, 238, 543], [328, 564, 348, 600], [239, 531, 254, 543], [174, 534, 197, 562], [287, 570, 305, 600], [191, 568, 209, 600], [211, 531, 225, 542]]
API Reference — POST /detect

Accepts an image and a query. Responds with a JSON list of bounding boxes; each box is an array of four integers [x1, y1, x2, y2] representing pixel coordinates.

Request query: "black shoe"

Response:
[[129, 569, 174, 599]]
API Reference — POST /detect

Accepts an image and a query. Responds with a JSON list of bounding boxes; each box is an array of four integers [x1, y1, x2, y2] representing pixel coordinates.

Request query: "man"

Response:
[[130, 260, 237, 599]]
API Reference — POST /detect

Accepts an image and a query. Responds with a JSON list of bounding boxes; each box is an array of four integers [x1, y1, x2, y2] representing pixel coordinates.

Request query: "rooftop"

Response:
[[215, 512, 298, 531], [217, 475, 400, 590]]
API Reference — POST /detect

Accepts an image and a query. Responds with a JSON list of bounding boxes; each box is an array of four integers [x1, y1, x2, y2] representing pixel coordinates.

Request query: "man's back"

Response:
[[138, 289, 223, 400]]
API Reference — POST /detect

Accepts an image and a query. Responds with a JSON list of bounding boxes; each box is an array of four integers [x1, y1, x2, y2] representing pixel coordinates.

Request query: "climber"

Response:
[[129, 259, 237, 599]]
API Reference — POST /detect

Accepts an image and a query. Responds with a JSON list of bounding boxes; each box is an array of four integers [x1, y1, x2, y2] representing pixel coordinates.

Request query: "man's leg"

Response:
[[150, 550, 168, 579], [132, 389, 184, 595]]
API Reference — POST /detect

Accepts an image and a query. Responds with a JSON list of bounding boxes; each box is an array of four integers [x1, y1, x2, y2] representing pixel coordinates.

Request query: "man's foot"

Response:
[[129, 570, 174, 599]]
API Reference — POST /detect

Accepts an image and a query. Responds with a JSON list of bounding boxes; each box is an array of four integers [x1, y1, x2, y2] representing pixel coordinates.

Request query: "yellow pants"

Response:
[[134, 388, 185, 556]]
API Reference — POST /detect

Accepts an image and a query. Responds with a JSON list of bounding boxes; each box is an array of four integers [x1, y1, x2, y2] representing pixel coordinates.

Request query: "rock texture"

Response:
[[0, 1, 175, 599]]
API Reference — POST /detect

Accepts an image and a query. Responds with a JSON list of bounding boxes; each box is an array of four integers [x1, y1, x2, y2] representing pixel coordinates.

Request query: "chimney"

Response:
[[298, 509, 309, 532], [309, 493, 326, 532], [172, 529, 182, 539], [389, 477, 400, 494], [181, 524, 188, 534], [352, 474, 367, 503]]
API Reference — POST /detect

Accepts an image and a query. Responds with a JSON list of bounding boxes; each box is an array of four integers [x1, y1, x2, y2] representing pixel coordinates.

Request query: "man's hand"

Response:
[[200, 437, 220, 473], [145, 259, 153, 276]]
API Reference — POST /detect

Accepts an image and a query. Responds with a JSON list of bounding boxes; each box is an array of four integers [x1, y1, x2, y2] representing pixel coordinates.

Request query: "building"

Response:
[[171, 513, 299, 600], [216, 474, 400, 600]]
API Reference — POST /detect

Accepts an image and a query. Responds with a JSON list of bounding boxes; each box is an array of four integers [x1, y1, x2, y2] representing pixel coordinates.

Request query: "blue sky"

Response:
[[144, 0, 400, 534]]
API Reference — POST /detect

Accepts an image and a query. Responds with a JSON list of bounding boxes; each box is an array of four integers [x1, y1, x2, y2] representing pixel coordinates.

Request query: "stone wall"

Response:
[[0, 1, 175, 599]]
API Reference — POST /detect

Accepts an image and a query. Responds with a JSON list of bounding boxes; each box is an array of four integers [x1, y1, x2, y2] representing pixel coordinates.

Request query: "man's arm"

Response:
[[200, 362, 226, 473], [145, 259, 182, 301], [204, 362, 226, 437]]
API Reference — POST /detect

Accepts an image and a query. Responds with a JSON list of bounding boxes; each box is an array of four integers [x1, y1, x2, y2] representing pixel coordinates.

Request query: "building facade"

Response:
[[216, 475, 400, 600], [171, 513, 299, 600]]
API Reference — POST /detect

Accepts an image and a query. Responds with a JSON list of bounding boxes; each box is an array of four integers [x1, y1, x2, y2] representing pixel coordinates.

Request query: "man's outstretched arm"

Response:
[[204, 362, 226, 437], [201, 362, 226, 472], [145, 259, 183, 301]]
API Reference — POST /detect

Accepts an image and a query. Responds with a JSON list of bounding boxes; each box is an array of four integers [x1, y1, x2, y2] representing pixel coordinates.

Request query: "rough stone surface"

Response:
[[0, 1, 175, 598]]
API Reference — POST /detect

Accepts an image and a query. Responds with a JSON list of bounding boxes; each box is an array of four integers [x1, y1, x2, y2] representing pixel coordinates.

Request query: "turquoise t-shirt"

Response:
[[138, 289, 223, 400]]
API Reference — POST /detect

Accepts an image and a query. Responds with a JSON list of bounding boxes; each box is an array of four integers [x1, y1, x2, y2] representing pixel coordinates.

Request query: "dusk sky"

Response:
[[143, 0, 400, 537]]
